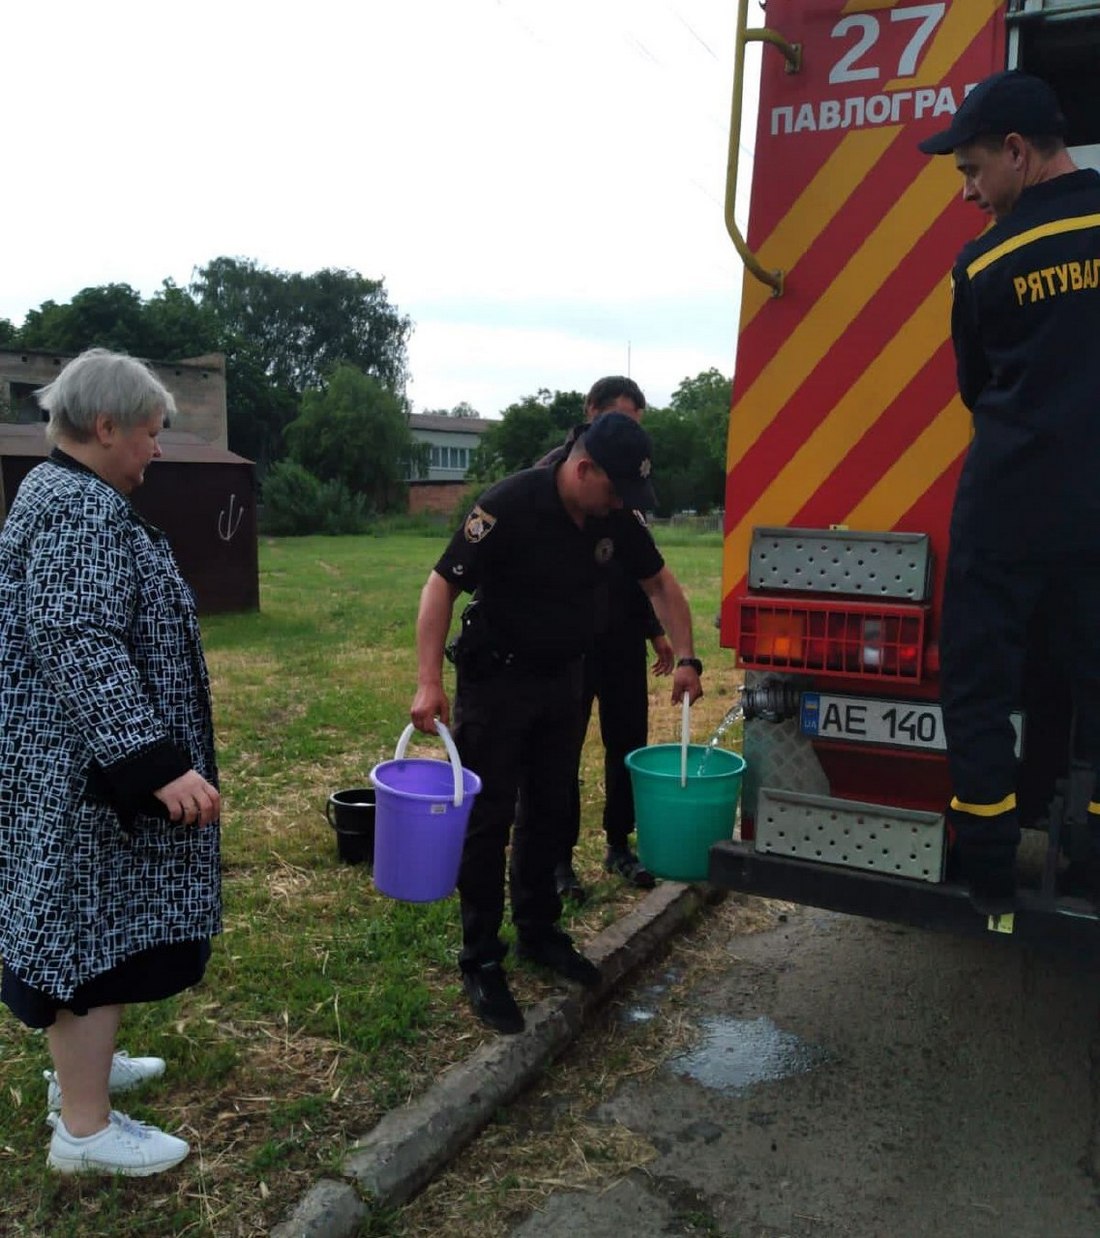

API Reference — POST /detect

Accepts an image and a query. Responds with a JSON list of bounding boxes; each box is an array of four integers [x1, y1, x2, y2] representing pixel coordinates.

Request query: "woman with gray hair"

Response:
[[0, 348, 222, 1176]]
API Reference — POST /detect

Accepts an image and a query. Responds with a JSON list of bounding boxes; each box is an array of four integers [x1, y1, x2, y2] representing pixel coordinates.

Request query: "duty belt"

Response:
[[491, 648, 582, 677]]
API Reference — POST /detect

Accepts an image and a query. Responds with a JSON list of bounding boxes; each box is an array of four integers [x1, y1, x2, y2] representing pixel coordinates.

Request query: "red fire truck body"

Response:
[[709, 0, 1100, 949]]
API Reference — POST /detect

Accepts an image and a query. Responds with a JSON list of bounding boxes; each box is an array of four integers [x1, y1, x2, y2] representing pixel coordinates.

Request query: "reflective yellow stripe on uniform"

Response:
[[966, 213, 1100, 280], [1089, 801, 1100, 817], [950, 793, 1017, 817]]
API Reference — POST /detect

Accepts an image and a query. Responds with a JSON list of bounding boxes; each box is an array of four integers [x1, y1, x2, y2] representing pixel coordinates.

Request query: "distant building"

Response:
[[0, 350, 255, 612], [0, 348, 228, 449], [407, 412, 494, 515]]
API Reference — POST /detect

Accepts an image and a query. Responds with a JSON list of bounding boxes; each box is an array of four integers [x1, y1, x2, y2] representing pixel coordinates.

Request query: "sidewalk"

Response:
[[271, 881, 714, 1237]]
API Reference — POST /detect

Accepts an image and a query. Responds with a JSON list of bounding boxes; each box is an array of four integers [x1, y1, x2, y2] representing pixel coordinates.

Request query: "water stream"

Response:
[[694, 701, 745, 776]]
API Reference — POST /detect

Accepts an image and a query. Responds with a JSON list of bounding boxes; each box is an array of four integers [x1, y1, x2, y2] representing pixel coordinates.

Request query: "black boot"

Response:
[[461, 963, 525, 1034], [953, 840, 1018, 916], [604, 845, 656, 889], [947, 805, 1020, 916], [553, 862, 587, 904], [516, 931, 601, 988]]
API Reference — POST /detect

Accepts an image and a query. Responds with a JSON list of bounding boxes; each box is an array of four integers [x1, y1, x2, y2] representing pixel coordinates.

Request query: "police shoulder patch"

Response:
[[464, 505, 497, 543]]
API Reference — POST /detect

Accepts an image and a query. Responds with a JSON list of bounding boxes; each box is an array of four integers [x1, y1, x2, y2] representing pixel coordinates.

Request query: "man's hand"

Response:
[[650, 634, 674, 676], [670, 665, 703, 706], [411, 683, 450, 732]]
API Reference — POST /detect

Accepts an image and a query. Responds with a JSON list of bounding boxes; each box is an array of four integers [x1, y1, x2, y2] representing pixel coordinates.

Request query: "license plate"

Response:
[[799, 692, 1023, 757]]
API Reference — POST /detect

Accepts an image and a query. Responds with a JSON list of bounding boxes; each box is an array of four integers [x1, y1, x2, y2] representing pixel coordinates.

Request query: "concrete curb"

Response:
[[271, 881, 712, 1237]]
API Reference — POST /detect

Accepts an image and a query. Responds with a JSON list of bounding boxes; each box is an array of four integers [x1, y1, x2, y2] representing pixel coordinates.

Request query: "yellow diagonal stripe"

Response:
[[885, 0, 1001, 91], [740, 127, 900, 333], [844, 394, 971, 530], [729, 154, 961, 477], [723, 277, 955, 592], [842, 1, 898, 12]]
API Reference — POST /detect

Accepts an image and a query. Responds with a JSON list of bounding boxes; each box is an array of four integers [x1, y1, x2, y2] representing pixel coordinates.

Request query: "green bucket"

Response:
[[625, 744, 746, 881]]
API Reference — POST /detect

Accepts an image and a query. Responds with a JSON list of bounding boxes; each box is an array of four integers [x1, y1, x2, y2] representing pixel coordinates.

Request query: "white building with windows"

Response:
[[407, 412, 494, 514]]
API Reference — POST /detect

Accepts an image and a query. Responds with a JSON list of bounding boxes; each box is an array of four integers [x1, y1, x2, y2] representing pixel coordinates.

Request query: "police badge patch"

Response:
[[464, 505, 497, 543], [594, 537, 614, 564]]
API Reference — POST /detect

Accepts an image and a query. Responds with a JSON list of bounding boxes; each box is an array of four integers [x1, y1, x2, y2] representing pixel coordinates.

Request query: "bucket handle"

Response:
[[680, 696, 691, 788], [394, 720, 464, 807]]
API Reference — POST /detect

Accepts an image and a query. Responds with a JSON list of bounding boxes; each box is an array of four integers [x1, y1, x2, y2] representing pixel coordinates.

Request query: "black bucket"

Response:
[[326, 788, 376, 866]]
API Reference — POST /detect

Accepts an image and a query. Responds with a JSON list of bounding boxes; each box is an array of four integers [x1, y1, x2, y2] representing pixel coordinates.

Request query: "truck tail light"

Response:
[[736, 598, 927, 683], [755, 611, 805, 661]]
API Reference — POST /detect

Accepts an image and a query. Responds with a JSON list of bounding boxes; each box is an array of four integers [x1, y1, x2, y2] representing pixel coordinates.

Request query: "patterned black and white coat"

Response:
[[0, 452, 221, 1000]]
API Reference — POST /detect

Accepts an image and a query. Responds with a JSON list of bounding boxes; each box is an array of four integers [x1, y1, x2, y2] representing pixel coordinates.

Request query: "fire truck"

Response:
[[708, 0, 1100, 949]]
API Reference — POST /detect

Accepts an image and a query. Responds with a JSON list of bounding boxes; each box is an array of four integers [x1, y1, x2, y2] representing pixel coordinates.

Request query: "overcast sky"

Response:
[[2, 0, 757, 417]]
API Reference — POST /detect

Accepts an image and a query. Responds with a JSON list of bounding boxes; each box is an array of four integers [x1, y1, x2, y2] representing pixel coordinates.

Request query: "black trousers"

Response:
[[561, 626, 650, 855], [453, 660, 583, 969], [940, 545, 1100, 843]]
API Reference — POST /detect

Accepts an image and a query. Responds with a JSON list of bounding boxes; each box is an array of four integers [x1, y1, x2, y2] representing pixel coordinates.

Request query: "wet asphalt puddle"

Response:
[[666, 1014, 827, 1093]]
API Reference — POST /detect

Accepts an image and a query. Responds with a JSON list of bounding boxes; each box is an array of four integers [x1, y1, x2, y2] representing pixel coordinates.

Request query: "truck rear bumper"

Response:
[[709, 840, 1100, 957]]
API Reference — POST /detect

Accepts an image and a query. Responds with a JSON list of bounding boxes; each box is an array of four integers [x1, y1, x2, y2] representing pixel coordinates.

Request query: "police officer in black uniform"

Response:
[[411, 414, 703, 1033], [919, 71, 1100, 911], [536, 377, 675, 902]]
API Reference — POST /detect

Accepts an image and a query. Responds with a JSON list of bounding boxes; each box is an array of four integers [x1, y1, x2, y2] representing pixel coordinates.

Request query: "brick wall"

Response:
[[408, 481, 467, 516]]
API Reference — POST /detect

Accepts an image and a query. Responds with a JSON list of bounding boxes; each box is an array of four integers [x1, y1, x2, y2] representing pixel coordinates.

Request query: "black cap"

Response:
[[582, 412, 658, 510], [918, 70, 1065, 155]]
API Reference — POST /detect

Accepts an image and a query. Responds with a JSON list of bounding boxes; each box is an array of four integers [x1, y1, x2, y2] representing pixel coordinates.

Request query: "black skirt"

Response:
[[1, 939, 211, 1029]]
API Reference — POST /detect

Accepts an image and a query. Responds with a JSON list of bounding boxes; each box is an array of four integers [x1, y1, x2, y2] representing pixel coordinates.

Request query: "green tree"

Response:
[[15, 281, 219, 360], [17, 284, 151, 354], [470, 388, 582, 480], [284, 364, 423, 513], [644, 406, 725, 517], [191, 258, 412, 472], [260, 460, 369, 535], [667, 368, 732, 475], [225, 352, 299, 472], [140, 280, 221, 360], [0, 318, 16, 347], [191, 257, 411, 395], [6, 260, 414, 475]]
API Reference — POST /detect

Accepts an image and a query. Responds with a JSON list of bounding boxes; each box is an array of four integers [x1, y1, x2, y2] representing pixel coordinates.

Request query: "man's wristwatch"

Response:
[[677, 657, 704, 675]]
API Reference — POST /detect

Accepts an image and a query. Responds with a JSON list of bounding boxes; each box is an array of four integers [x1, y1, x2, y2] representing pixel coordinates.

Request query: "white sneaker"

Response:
[[47, 1110, 189, 1176], [45, 1050, 166, 1112]]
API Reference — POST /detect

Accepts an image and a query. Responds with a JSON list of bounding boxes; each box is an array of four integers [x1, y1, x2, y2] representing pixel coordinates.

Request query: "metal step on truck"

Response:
[[709, 0, 1100, 952]]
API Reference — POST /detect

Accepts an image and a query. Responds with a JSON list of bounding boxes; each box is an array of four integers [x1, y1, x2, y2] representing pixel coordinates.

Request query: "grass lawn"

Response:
[[0, 526, 742, 1236]]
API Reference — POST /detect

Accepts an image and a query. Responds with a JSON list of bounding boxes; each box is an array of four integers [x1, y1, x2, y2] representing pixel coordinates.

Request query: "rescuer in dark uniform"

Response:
[[410, 413, 703, 1034], [536, 377, 675, 903], [919, 71, 1100, 912]]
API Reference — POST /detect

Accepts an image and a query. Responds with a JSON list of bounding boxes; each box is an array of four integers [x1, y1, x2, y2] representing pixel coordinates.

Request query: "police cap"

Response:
[[583, 412, 658, 511], [918, 70, 1066, 155]]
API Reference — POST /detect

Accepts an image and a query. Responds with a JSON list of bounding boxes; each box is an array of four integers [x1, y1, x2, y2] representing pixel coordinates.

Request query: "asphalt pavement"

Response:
[[506, 905, 1100, 1236]]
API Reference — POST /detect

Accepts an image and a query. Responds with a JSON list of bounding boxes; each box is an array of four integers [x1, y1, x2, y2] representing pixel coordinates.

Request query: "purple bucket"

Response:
[[370, 722, 481, 902]]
